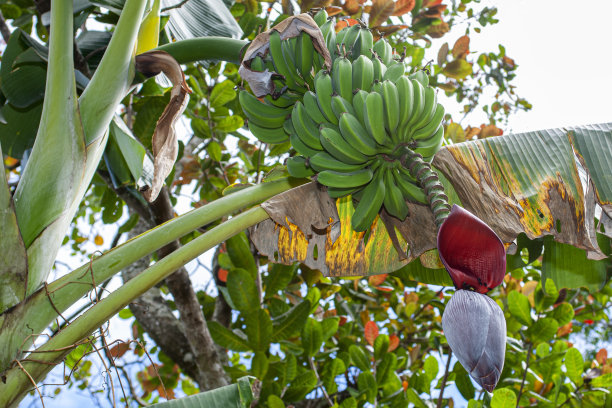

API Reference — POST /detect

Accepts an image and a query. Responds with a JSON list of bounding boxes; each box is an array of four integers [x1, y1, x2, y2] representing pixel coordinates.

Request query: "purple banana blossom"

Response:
[[442, 290, 506, 392], [437, 205, 506, 294]]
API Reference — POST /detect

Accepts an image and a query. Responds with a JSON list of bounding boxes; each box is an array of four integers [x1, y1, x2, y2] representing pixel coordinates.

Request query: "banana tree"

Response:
[[0, 0, 610, 406]]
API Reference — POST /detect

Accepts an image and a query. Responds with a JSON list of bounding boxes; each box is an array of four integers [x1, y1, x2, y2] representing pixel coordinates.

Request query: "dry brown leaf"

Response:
[[374, 24, 410, 36], [135, 50, 191, 202], [452, 35, 470, 59], [238, 14, 332, 97], [426, 20, 449, 38], [344, 0, 361, 15], [392, 0, 415, 16], [479, 124, 503, 138], [369, 0, 395, 27]]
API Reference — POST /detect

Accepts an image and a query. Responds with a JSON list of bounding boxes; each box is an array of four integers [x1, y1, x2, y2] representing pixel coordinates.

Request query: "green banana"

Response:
[[317, 168, 373, 188], [248, 121, 289, 144], [412, 86, 437, 130], [327, 186, 360, 198], [331, 95, 357, 118], [269, 31, 306, 92], [373, 38, 393, 65], [296, 32, 315, 88], [250, 55, 266, 72], [320, 124, 370, 165], [414, 125, 444, 160], [309, 152, 369, 172], [396, 76, 415, 129], [320, 19, 336, 58], [287, 155, 315, 178], [409, 70, 429, 87], [332, 55, 353, 102], [351, 170, 386, 232], [352, 90, 368, 124], [352, 27, 373, 59], [383, 61, 405, 83], [411, 103, 445, 140], [372, 56, 387, 81], [292, 101, 324, 150], [290, 131, 322, 157], [363, 92, 391, 146], [313, 8, 328, 26], [383, 168, 409, 220], [337, 24, 360, 55], [381, 80, 400, 134], [394, 169, 427, 204], [303, 91, 329, 125], [338, 112, 379, 156], [281, 36, 308, 92], [404, 79, 425, 131], [239, 90, 290, 129], [314, 71, 338, 124], [352, 55, 374, 92], [264, 91, 300, 108]]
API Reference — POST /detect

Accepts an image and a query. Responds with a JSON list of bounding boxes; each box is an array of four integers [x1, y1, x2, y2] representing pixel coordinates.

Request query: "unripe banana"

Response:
[[313, 8, 328, 26], [248, 121, 289, 144], [264, 91, 300, 108], [240, 90, 290, 129], [309, 152, 369, 172], [405, 79, 425, 129], [296, 32, 315, 88], [292, 101, 324, 150], [414, 125, 444, 161], [352, 27, 373, 59], [287, 155, 315, 178], [352, 90, 368, 124], [314, 71, 338, 124], [363, 92, 392, 146], [290, 132, 322, 157], [332, 56, 353, 102], [383, 61, 405, 83], [303, 91, 330, 125], [381, 80, 400, 134], [409, 70, 429, 87], [411, 103, 445, 140], [373, 38, 393, 65], [396, 76, 415, 130], [250, 56, 266, 72], [372, 56, 387, 81], [331, 95, 357, 118], [269, 31, 305, 92], [351, 170, 386, 232], [320, 19, 336, 58], [412, 86, 437, 130], [337, 24, 360, 56], [327, 186, 361, 198], [320, 124, 369, 165], [394, 169, 428, 204], [338, 112, 379, 156], [383, 168, 409, 220], [317, 168, 373, 188], [352, 55, 374, 92]]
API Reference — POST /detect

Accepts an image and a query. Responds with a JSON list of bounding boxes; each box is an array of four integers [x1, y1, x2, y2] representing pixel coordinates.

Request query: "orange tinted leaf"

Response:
[[392, 0, 415, 16], [402, 380, 409, 391], [369, 0, 395, 27], [375, 286, 394, 292], [109, 342, 130, 358], [464, 125, 481, 139], [437, 42, 449, 66], [480, 124, 503, 138], [365, 321, 379, 345], [94, 235, 104, 246], [326, 6, 344, 16], [339, 316, 348, 326], [596, 348, 608, 365], [445, 122, 465, 143], [344, 0, 361, 15], [452, 35, 470, 59], [368, 273, 388, 286], [217, 268, 228, 282], [374, 24, 410, 36], [4, 156, 18, 167], [502, 56, 516, 68], [557, 322, 572, 337], [388, 334, 400, 351], [426, 20, 449, 38], [419, 249, 444, 269], [422, 0, 442, 7], [422, 4, 447, 19]]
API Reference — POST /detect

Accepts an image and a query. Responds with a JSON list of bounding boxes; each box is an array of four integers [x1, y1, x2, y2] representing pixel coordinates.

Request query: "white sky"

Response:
[[460, 0, 612, 133]]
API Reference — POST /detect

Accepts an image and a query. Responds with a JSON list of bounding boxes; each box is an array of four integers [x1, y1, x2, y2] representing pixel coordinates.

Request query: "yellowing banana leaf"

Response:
[[251, 123, 610, 289]]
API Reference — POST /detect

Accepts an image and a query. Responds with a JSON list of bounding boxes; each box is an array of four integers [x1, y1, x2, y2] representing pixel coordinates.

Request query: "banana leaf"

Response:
[[150, 376, 258, 407]]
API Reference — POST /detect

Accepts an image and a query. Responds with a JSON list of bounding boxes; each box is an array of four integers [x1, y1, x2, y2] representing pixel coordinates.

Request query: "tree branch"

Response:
[[516, 342, 533, 407], [0, 10, 11, 44], [437, 350, 452, 408]]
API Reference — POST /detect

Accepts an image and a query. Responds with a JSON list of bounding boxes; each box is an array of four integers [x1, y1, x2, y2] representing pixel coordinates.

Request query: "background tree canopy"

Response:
[[0, 0, 610, 407]]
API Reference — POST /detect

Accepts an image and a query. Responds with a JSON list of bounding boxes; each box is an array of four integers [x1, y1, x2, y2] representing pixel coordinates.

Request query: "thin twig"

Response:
[[516, 342, 533, 407], [437, 350, 453, 408], [309, 358, 333, 407], [14, 359, 46, 408], [0, 10, 11, 44]]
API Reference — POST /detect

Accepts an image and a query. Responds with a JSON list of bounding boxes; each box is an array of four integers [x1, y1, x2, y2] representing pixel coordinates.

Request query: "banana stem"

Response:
[[399, 146, 450, 229]]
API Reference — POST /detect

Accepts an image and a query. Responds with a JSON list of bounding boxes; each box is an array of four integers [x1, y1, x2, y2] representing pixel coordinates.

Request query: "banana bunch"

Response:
[[285, 26, 445, 231], [241, 11, 446, 232]]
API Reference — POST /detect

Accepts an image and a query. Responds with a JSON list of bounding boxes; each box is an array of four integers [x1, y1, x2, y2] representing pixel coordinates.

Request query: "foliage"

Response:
[[0, 0, 610, 407]]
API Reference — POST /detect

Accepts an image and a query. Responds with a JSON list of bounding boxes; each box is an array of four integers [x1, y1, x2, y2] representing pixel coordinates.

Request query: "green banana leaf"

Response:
[[251, 123, 611, 290], [150, 377, 258, 407]]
